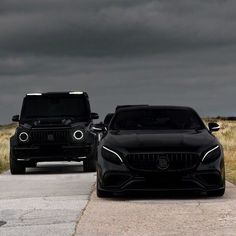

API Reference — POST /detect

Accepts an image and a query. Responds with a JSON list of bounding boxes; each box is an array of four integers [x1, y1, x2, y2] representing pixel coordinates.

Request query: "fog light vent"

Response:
[[103, 173, 131, 187]]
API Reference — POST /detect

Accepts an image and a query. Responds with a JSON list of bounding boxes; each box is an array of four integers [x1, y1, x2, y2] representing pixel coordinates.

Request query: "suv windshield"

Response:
[[110, 108, 205, 131], [21, 96, 90, 120]]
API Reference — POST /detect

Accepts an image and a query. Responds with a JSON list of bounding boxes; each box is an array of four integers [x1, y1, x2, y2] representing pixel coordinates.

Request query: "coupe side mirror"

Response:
[[12, 115, 20, 122], [208, 122, 220, 132], [91, 112, 99, 120], [104, 113, 114, 127]]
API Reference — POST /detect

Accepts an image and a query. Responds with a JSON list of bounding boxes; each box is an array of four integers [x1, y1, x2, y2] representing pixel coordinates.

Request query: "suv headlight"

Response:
[[19, 132, 29, 143], [102, 146, 123, 165], [73, 130, 84, 140], [202, 145, 221, 163]]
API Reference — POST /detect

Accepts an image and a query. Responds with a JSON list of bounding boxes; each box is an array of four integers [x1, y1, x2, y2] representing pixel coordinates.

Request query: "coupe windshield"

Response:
[[110, 108, 205, 130], [21, 96, 90, 120]]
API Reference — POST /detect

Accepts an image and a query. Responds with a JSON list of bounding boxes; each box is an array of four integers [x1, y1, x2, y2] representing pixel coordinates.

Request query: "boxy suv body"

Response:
[[10, 92, 99, 174]]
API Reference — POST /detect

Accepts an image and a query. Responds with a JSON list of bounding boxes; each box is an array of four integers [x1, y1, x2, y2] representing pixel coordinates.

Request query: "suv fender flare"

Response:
[[10, 135, 17, 148]]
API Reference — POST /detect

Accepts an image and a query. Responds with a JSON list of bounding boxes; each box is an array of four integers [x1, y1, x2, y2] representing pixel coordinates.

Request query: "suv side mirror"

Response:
[[92, 123, 107, 132], [91, 112, 99, 120], [12, 115, 20, 122], [208, 122, 220, 132]]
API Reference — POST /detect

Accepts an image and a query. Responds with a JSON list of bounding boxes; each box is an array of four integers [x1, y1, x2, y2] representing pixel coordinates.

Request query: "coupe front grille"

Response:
[[125, 152, 200, 172], [30, 129, 69, 144]]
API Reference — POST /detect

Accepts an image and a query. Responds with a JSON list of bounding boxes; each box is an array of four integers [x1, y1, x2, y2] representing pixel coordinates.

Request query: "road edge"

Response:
[[73, 182, 96, 236]]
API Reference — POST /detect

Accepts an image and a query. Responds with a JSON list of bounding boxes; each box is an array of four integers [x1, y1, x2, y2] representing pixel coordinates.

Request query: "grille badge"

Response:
[[47, 134, 55, 141], [157, 155, 170, 170]]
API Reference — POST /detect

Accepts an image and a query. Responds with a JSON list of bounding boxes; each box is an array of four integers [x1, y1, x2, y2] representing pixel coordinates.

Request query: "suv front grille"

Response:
[[30, 129, 70, 144], [125, 152, 200, 172]]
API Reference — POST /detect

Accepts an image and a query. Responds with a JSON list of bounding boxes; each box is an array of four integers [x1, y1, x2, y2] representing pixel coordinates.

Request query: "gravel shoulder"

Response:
[[76, 182, 236, 236]]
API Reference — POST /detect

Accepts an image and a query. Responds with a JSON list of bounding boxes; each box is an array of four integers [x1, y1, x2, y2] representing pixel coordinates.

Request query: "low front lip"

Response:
[[97, 162, 224, 192], [97, 167, 225, 193]]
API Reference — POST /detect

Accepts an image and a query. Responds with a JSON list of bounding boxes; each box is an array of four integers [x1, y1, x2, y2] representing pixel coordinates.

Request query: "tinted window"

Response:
[[110, 109, 205, 130], [104, 113, 114, 126], [21, 96, 90, 120]]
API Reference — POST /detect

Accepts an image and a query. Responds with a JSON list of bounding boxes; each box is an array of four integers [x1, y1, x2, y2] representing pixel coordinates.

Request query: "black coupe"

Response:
[[96, 106, 225, 197]]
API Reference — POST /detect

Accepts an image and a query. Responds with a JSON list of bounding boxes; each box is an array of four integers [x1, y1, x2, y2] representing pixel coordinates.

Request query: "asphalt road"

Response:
[[1, 164, 236, 236], [0, 162, 96, 236], [76, 182, 236, 236]]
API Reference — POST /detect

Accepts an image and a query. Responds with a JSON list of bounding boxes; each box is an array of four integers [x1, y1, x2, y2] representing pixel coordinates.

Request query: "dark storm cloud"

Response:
[[1, 45, 236, 122], [1, 0, 236, 57], [0, 0, 236, 123]]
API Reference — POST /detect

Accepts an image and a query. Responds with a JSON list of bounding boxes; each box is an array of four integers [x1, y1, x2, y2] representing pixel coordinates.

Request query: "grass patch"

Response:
[[0, 124, 16, 173], [212, 120, 236, 184]]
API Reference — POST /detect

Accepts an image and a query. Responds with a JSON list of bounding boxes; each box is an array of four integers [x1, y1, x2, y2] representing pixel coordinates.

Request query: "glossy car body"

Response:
[[10, 92, 99, 174], [97, 106, 225, 197]]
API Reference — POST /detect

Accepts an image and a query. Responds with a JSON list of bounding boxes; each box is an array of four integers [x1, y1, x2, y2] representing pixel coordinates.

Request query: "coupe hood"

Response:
[[105, 130, 217, 152]]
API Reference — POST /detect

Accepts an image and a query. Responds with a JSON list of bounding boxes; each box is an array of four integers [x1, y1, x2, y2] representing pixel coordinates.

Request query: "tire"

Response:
[[83, 150, 97, 172], [207, 188, 225, 197], [96, 179, 113, 198], [10, 150, 26, 175]]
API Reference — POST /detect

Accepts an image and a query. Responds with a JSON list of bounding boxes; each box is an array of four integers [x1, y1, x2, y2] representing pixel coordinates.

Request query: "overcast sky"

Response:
[[0, 0, 236, 124]]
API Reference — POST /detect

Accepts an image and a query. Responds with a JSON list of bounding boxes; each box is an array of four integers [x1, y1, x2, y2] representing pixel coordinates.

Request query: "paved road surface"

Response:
[[1, 164, 236, 236], [0, 162, 96, 236], [76, 182, 236, 236]]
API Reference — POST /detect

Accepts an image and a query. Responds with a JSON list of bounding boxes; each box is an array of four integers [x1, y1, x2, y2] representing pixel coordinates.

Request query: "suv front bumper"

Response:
[[13, 145, 92, 162]]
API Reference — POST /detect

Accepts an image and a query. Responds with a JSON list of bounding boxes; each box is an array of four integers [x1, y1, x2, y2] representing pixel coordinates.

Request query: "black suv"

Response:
[[96, 106, 225, 197], [10, 92, 99, 174]]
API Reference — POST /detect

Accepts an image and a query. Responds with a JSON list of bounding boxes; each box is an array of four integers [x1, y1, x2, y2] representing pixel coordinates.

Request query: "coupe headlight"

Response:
[[19, 132, 29, 142], [73, 130, 84, 140], [102, 146, 123, 165], [202, 145, 221, 163]]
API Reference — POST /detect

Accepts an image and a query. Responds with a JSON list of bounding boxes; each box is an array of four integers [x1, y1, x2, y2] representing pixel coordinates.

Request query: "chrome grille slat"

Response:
[[30, 129, 69, 144]]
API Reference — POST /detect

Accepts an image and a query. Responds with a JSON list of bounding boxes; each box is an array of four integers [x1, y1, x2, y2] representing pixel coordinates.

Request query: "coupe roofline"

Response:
[[115, 105, 197, 112]]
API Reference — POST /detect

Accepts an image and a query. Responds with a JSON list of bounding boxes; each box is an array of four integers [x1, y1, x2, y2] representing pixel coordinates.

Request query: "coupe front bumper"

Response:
[[97, 157, 225, 194]]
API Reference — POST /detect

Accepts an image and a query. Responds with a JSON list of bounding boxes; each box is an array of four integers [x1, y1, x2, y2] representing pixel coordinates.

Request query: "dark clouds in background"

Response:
[[0, 0, 235, 123]]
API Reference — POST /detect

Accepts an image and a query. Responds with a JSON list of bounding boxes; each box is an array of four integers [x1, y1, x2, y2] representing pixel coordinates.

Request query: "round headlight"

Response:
[[19, 132, 29, 142], [73, 130, 84, 140]]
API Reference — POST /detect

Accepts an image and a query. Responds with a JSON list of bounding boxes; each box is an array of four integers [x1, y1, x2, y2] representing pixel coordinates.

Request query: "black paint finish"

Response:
[[97, 106, 225, 197]]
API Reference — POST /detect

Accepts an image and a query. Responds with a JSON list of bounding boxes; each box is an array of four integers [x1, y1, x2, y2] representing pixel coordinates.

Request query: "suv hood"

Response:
[[105, 130, 217, 152], [20, 118, 89, 128]]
